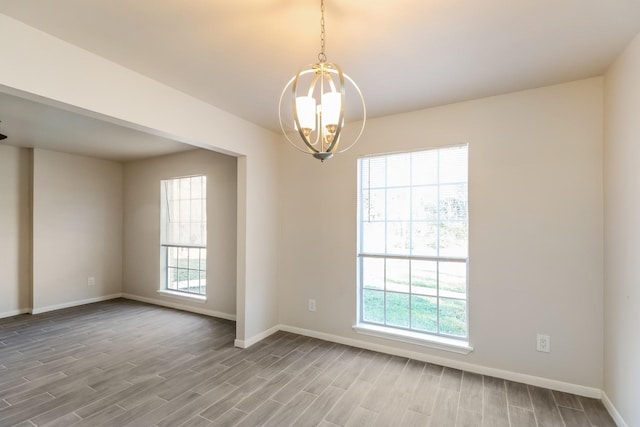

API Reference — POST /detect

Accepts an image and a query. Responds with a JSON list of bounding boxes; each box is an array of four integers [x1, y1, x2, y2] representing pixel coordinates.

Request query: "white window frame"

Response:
[[160, 175, 207, 299], [355, 145, 472, 353]]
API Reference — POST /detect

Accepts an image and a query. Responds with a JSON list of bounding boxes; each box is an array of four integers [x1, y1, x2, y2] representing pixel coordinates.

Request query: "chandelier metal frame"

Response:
[[279, 0, 366, 162]]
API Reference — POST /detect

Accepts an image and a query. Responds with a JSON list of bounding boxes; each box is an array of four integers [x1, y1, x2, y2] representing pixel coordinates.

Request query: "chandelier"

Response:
[[279, 0, 366, 162]]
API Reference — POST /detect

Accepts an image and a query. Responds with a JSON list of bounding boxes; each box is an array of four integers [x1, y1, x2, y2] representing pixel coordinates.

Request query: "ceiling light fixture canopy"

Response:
[[279, 0, 366, 162]]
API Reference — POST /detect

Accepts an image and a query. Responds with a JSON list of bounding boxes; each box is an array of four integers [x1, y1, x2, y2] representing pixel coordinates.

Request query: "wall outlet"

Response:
[[88, 276, 95, 286], [536, 334, 550, 353], [308, 298, 316, 312]]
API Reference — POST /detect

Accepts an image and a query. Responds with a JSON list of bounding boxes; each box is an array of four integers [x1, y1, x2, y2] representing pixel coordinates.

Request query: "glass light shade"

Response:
[[321, 91, 341, 127], [295, 96, 316, 131]]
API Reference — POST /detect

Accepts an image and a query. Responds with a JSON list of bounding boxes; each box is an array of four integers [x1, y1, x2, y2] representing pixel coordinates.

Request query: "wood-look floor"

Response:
[[0, 299, 615, 427]]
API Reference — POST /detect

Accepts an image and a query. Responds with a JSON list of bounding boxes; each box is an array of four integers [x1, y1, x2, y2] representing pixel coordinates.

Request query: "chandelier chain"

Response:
[[318, 0, 326, 63]]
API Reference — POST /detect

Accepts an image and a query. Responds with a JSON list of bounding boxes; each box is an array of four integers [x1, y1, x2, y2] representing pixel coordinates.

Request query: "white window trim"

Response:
[[353, 323, 473, 355]]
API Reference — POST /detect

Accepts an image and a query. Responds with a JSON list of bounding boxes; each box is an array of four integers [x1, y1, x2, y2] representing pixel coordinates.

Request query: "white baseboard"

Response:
[[122, 293, 236, 322], [602, 391, 627, 427], [234, 325, 280, 349], [31, 294, 123, 315], [0, 308, 30, 319], [278, 324, 602, 399]]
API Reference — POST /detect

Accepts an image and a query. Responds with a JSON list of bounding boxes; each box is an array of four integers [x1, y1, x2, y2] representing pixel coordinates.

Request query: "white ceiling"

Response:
[[0, 92, 193, 162], [1, 0, 639, 158]]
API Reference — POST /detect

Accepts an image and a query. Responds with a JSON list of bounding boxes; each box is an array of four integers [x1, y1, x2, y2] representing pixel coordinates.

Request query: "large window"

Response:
[[160, 175, 207, 297], [357, 145, 468, 339]]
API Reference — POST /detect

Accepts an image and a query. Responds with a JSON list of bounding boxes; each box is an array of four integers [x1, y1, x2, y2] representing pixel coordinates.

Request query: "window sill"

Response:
[[157, 289, 207, 303], [353, 323, 473, 355]]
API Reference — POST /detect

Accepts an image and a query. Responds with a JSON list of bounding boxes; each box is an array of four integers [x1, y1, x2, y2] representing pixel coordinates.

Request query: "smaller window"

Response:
[[160, 175, 207, 296]]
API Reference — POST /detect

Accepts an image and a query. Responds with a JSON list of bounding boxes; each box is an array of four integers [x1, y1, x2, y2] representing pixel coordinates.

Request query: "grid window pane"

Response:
[[386, 259, 409, 293], [411, 222, 438, 256], [386, 292, 410, 328], [199, 248, 207, 270], [191, 176, 203, 198], [439, 184, 468, 221], [411, 150, 438, 185], [362, 222, 385, 253], [358, 145, 468, 339], [411, 295, 437, 333], [439, 221, 468, 257], [179, 223, 189, 245], [439, 298, 467, 337], [167, 247, 178, 267], [386, 154, 411, 187], [170, 201, 180, 223], [411, 260, 437, 296], [362, 258, 384, 290], [190, 223, 201, 245], [439, 146, 468, 184], [170, 222, 180, 244], [363, 289, 385, 324], [168, 267, 178, 290], [386, 222, 410, 255], [387, 188, 410, 221], [191, 200, 203, 223], [362, 189, 385, 222], [362, 158, 386, 189], [412, 186, 438, 221], [189, 248, 200, 268], [180, 200, 190, 222], [180, 178, 190, 198], [439, 262, 467, 299]]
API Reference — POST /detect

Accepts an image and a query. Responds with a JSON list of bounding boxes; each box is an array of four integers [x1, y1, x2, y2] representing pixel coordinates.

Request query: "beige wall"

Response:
[[32, 149, 123, 311], [123, 149, 237, 317], [278, 78, 604, 389], [0, 146, 31, 316], [604, 33, 640, 427]]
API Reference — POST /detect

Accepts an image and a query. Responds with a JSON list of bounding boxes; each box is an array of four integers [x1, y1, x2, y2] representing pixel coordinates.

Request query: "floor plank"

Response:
[[528, 385, 565, 427], [578, 397, 617, 427], [507, 380, 533, 410], [325, 379, 371, 426], [429, 387, 460, 426], [558, 406, 592, 427], [508, 405, 538, 427], [484, 390, 510, 427]]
